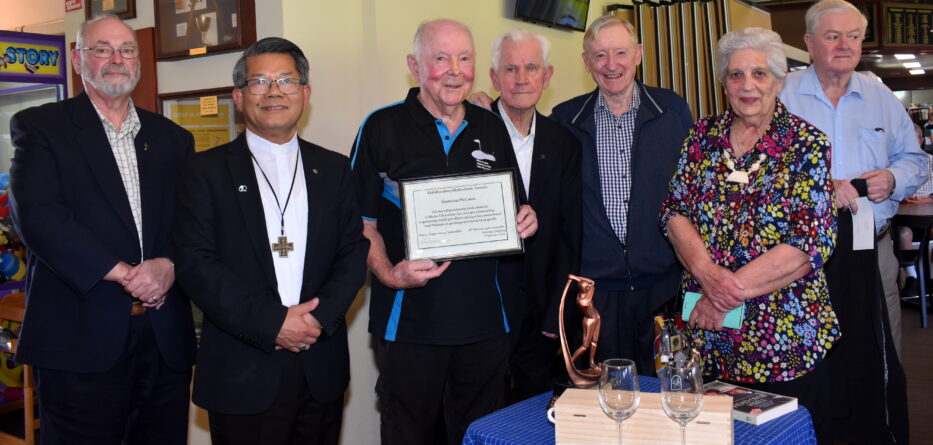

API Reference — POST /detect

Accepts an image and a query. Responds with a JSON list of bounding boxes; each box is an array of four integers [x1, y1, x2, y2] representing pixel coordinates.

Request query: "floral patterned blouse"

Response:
[[659, 100, 841, 384]]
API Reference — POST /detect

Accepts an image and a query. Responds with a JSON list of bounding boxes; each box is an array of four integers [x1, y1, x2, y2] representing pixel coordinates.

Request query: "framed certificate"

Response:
[[400, 170, 524, 261]]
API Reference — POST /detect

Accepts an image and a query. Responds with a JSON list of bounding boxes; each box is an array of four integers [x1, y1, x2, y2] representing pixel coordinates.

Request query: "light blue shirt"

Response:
[[779, 66, 928, 230]]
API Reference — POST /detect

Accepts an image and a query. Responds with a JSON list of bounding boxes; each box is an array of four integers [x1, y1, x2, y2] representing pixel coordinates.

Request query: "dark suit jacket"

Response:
[[493, 100, 582, 335], [9, 92, 196, 373], [173, 133, 368, 415]]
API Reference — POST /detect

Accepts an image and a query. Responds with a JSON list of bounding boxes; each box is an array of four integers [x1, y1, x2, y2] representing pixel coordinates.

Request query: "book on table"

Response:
[[703, 380, 798, 426]]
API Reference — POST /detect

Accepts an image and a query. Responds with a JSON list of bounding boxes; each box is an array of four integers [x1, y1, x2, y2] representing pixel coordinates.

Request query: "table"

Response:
[[893, 200, 933, 328], [463, 377, 816, 445]]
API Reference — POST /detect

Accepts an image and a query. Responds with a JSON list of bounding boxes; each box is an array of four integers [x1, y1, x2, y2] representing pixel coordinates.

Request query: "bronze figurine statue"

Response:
[[558, 274, 601, 388]]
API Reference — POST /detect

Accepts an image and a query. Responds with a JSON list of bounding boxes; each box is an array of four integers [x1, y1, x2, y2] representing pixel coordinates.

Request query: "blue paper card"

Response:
[[682, 291, 744, 329]]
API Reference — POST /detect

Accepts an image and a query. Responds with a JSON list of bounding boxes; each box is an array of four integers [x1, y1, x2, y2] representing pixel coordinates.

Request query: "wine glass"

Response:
[[659, 361, 704, 445], [598, 358, 640, 444]]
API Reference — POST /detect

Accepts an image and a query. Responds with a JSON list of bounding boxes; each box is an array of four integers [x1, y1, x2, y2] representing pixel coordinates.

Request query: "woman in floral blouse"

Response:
[[659, 27, 839, 440]]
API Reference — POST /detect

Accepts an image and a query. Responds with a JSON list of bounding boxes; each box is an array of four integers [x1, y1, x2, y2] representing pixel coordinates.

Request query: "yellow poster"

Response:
[[0, 42, 63, 77], [168, 102, 237, 152]]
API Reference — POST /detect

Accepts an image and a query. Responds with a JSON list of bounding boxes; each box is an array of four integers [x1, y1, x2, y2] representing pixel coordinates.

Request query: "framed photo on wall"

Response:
[[159, 87, 244, 152], [153, 0, 256, 60], [85, 0, 137, 20]]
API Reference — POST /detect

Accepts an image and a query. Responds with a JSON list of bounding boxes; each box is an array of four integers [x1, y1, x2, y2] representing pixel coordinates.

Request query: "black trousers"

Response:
[[508, 304, 561, 403], [824, 211, 908, 445], [34, 313, 192, 445], [374, 335, 508, 445], [208, 350, 343, 445], [590, 273, 681, 377], [741, 356, 831, 444]]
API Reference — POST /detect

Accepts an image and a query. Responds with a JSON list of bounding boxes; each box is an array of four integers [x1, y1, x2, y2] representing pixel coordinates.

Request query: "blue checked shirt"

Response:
[[594, 88, 640, 243], [916, 154, 933, 197]]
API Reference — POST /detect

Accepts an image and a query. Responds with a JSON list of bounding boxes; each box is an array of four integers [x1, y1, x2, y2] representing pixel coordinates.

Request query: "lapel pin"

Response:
[[143, 142, 150, 151], [539, 154, 546, 160], [312, 168, 318, 174], [238, 185, 247, 192]]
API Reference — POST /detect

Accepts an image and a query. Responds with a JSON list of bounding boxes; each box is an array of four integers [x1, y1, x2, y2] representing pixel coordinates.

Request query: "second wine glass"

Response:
[[598, 358, 640, 445], [659, 361, 704, 445]]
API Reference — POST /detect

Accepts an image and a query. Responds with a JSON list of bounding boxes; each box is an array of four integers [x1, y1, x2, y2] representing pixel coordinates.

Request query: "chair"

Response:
[[892, 224, 930, 328], [0, 292, 37, 445]]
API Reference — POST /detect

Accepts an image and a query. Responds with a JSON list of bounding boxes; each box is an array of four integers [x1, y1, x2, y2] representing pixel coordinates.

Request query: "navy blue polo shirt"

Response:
[[350, 87, 522, 345]]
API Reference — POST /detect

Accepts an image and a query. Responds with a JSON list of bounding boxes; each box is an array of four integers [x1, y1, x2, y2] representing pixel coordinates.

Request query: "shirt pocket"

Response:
[[857, 127, 887, 170]]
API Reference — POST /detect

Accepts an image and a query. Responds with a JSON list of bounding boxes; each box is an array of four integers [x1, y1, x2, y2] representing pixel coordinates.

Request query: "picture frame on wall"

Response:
[[153, 0, 256, 60], [158, 87, 244, 153], [86, 0, 137, 20]]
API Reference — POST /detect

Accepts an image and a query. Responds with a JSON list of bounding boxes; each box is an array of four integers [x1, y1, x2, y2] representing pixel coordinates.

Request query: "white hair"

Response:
[[76, 13, 135, 49], [716, 27, 787, 82], [490, 29, 551, 73], [412, 19, 473, 60], [805, 0, 868, 35]]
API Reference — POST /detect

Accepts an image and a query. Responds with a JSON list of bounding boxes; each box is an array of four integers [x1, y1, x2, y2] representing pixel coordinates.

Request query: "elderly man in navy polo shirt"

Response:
[[350, 18, 538, 445]]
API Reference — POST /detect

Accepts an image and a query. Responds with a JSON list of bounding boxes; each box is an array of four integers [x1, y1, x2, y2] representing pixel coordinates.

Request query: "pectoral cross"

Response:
[[272, 236, 294, 258]]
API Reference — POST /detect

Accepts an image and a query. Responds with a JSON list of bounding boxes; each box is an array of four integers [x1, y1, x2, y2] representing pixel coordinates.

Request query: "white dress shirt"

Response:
[[246, 129, 308, 307], [498, 101, 536, 197]]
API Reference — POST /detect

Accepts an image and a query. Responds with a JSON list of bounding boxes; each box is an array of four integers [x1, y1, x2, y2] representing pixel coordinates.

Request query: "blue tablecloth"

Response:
[[463, 377, 816, 445]]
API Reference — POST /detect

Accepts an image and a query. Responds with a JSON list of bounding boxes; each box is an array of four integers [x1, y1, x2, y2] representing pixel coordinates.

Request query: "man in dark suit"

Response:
[[173, 37, 368, 445], [487, 29, 581, 402], [8, 14, 196, 445]]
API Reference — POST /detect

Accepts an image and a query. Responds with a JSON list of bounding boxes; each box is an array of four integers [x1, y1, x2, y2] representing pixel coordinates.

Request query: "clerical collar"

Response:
[[245, 129, 299, 155]]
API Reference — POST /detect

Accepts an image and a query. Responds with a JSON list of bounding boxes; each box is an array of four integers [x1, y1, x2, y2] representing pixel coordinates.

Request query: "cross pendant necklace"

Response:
[[250, 148, 301, 258]]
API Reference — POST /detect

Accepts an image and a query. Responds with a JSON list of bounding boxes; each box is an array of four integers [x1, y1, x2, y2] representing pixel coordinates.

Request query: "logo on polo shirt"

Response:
[[471, 139, 495, 170]]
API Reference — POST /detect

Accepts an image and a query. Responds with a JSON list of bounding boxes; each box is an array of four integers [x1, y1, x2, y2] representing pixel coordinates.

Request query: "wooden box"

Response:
[[554, 388, 733, 444]]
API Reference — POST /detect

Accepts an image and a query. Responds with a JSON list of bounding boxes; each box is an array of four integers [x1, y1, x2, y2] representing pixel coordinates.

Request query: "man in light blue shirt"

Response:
[[779, 0, 921, 443]]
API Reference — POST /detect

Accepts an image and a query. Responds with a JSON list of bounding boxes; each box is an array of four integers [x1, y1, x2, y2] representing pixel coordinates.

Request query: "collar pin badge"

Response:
[[312, 168, 318, 174], [143, 142, 149, 151], [238, 185, 247, 192]]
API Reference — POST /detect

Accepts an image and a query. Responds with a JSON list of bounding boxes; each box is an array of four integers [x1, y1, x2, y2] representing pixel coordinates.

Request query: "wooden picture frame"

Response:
[[158, 87, 244, 152], [153, 0, 256, 60], [85, 0, 137, 20]]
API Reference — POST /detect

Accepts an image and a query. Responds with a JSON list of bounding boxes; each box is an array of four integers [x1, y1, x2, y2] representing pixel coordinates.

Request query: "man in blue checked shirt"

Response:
[[551, 14, 693, 376]]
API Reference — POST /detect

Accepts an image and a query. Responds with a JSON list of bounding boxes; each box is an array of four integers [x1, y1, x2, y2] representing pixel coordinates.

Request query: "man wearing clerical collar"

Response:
[[173, 37, 368, 445]]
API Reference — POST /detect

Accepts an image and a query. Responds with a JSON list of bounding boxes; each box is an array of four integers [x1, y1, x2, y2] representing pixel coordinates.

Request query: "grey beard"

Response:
[[82, 63, 140, 97]]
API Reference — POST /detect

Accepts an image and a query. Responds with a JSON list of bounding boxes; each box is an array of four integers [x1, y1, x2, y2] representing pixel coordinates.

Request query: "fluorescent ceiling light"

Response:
[[903, 62, 922, 68], [894, 54, 916, 60], [909, 69, 925, 75]]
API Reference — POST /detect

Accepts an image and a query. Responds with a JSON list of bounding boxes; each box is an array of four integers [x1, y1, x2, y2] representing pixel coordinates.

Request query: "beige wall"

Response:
[[289, 0, 620, 157], [58, 1, 616, 444]]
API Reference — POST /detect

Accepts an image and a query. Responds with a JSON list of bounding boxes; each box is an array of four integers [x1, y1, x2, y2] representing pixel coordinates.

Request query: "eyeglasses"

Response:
[[243, 78, 304, 95], [77, 45, 140, 59]]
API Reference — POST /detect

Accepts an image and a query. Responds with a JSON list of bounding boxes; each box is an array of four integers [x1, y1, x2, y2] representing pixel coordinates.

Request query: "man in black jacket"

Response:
[[551, 15, 693, 375], [487, 28, 581, 401], [9, 14, 195, 444], [173, 38, 368, 445]]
